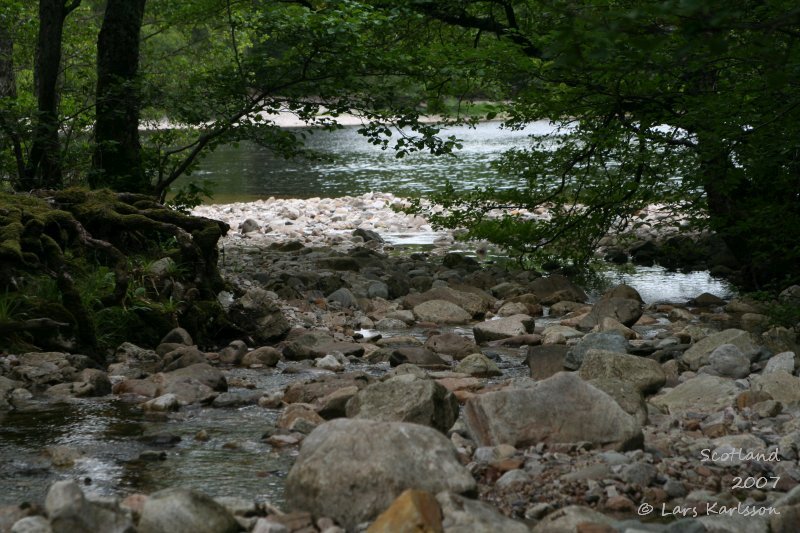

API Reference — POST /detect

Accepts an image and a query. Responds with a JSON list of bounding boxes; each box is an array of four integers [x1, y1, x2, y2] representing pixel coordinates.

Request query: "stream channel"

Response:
[[1, 120, 734, 507]]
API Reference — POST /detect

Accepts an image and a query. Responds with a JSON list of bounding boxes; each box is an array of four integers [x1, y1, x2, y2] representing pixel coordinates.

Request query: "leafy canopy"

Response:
[[400, 0, 800, 288]]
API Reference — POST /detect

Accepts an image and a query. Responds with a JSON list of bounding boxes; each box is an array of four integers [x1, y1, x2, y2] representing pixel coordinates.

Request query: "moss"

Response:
[[0, 189, 229, 353]]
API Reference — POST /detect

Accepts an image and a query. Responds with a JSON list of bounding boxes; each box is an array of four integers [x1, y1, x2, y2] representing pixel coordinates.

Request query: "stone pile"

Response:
[[1, 195, 799, 532]]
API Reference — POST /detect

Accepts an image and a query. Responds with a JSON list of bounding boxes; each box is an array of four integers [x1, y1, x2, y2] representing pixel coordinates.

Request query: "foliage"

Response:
[[400, 0, 800, 289], [166, 179, 215, 213], [0, 189, 229, 354]]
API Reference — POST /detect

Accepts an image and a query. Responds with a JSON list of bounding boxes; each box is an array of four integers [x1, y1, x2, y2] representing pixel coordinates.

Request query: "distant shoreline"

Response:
[[142, 108, 503, 131]]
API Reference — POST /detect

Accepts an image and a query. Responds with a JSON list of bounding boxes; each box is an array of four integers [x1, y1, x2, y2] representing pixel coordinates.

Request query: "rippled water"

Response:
[[179, 121, 549, 202]]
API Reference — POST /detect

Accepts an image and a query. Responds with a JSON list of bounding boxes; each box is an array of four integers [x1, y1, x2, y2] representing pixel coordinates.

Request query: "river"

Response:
[[178, 121, 550, 202], [185, 120, 733, 304], [0, 121, 734, 509]]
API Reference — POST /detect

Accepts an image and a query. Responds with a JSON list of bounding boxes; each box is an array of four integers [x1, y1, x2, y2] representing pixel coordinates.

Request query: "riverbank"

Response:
[[1, 194, 799, 532]]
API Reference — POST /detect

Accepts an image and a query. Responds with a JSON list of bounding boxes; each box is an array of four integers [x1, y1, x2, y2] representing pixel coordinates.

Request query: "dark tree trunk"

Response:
[[0, 24, 25, 182], [21, 0, 80, 190], [91, 0, 149, 193]]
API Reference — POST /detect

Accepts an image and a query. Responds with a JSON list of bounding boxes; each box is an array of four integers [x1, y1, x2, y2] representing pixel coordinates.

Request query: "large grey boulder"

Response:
[[403, 287, 489, 318], [708, 344, 751, 378], [525, 345, 569, 380], [44, 369, 111, 399], [436, 492, 529, 533], [682, 329, 758, 371], [116, 363, 227, 405], [345, 375, 458, 433], [578, 297, 643, 330], [764, 352, 796, 374], [241, 346, 282, 367], [11, 516, 53, 533], [285, 419, 476, 530], [138, 488, 239, 533], [564, 331, 628, 370], [424, 333, 480, 360], [282, 372, 374, 404], [472, 314, 535, 344], [603, 284, 643, 303], [114, 343, 162, 374], [45, 481, 133, 533], [587, 378, 648, 426], [464, 372, 643, 451], [282, 332, 364, 361], [412, 300, 472, 325], [10, 352, 82, 387], [578, 350, 666, 394], [388, 347, 449, 369], [227, 287, 290, 343], [650, 374, 739, 415], [454, 353, 502, 377], [752, 371, 800, 405]]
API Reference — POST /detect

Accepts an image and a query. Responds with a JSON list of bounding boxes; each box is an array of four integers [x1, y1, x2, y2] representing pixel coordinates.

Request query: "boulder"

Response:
[[346, 375, 458, 433], [282, 372, 374, 404], [682, 329, 758, 371], [603, 284, 643, 303], [412, 300, 472, 325], [403, 287, 489, 318], [327, 287, 359, 309], [10, 516, 53, 533], [160, 327, 193, 346], [650, 374, 739, 415], [218, 340, 248, 365], [241, 346, 282, 367], [496, 302, 530, 317], [10, 352, 80, 387], [366, 490, 442, 533], [578, 297, 643, 330], [44, 368, 111, 399], [285, 419, 476, 530], [138, 488, 239, 533], [424, 333, 479, 361], [45, 480, 132, 533], [587, 378, 648, 426], [578, 350, 666, 394], [436, 492, 529, 533], [525, 345, 569, 380], [752, 371, 800, 405], [161, 363, 226, 392], [595, 317, 637, 339], [464, 372, 643, 451], [162, 346, 206, 371], [764, 352, 796, 374], [454, 353, 502, 378], [564, 331, 628, 370], [472, 314, 535, 344], [282, 332, 364, 361], [389, 348, 449, 370], [708, 344, 751, 378], [227, 287, 290, 343]]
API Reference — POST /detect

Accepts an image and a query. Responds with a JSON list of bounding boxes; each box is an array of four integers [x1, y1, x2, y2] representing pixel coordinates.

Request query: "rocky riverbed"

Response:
[[1, 194, 799, 533]]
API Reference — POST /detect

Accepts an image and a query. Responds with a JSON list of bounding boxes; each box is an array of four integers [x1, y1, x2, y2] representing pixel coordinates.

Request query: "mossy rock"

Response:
[[0, 189, 229, 354]]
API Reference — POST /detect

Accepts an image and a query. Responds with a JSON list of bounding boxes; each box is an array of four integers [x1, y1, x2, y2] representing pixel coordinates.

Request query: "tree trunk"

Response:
[[0, 24, 25, 182], [91, 0, 149, 193], [21, 0, 77, 190]]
